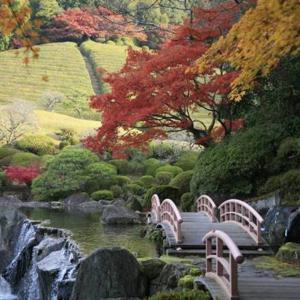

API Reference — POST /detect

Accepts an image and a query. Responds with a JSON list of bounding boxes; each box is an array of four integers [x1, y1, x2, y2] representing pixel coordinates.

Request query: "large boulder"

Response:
[[149, 263, 190, 295], [102, 205, 142, 225], [64, 193, 90, 206], [0, 196, 22, 207], [140, 258, 166, 280], [70, 247, 147, 300], [262, 206, 300, 247]]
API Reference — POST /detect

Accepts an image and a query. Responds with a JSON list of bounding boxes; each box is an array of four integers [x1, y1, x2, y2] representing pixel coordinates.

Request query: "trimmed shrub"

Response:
[[41, 155, 55, 168], [16, 135, 57, 155], [112, 175, 131, 186], [110, 159, 145, 175], [10, 152, 41, 167], [170, 170, 193, 195], [110, 185, 123, 198], [85, 162, 117, 192], [178, 275, 194, 289], [91, 190, 113, 201], [259, 169, 300, 204], [126, 183, 145, 196], [155, 171, 173, 185], [0, 171, 7, 191], [149, 141, 176, 160], [174, 151, 199, 171], [181, 192, 194, 212], [144, 158, 163, 176], [189, 267, 202, 276], [140, 175, 155, 188], [143, 185, 180, 209], [276, 242, 300, 262], [32, 147, 99, 201], [191, 124, 286, 200], [155, 165, 183, 177], [149, 290, 210, 300], [0, 147, 19, 160]]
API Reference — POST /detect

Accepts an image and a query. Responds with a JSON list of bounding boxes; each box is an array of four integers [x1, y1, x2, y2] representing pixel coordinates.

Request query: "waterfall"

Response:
[[14, 220, 36, 256], [0, 276, 16, 300]]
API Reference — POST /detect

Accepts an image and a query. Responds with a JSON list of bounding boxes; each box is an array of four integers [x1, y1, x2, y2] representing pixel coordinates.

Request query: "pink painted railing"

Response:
[[196, 195, 217, 222], [160, 199, 183, 243], [219, 199, 264, 245], [151, 194, 161, 224], [203, 230, 244, 300]]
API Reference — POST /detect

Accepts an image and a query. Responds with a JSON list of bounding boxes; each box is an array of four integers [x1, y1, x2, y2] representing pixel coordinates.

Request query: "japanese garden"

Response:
[[0, 0, 299, 299]]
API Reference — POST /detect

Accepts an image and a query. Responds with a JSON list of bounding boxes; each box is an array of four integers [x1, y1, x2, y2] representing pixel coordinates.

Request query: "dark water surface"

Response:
[[21, 207, 157, 257]]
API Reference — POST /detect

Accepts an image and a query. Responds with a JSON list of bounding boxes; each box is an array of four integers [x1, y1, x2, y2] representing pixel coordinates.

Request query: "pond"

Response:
[[21, 207, 157, 258]]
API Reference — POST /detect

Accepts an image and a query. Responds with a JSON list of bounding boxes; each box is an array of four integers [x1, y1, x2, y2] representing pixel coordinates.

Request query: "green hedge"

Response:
[[126, 183, 145, 196], [110, 159, 145, 175], [16, 135, 57, 155], [149, 290, 210, 300], [144, 158, 163, 176], [174, 151, 199, 171], [181, 192, 194, 212], [112, 175, 131, 186], [10, 152, 42, 167], [140, 175, 155, 188], [91, 190, 113, 201], [155, 165, 183, 177], [155, 171, 173, 185], [170, 170, 193, 195], [143, 185, 180, 209]]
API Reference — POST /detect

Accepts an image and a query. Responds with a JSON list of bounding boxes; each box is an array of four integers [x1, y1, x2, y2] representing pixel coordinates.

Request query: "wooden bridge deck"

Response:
[[159, 212, 266, 251], [196, 260, 300, 300]]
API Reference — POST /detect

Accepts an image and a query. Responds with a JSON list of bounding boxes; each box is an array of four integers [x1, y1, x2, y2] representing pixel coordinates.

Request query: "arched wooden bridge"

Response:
[[150, 194, 300, 300], [150, 194, 266, 253]]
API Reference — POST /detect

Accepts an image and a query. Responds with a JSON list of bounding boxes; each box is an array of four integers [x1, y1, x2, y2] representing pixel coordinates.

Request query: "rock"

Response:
[[276, 242, 300, 262], [286, 208, 300, 243], [78, 200, 104, 213], [0, 196, 22, 207], [140, 258, 166, 280], [126, 197, 143, 212], [35, 237, 65, 262], [149, 263, 190, 295], [102, 205, 142, 225], [98, 200, 112, 206], [112, 199, 126, 207], [20, 201, 51, 208], [64, 193, 90, 206], [262, 206, 300, 247], [70, 247, 147, 300], [57, 279, 76, 300]]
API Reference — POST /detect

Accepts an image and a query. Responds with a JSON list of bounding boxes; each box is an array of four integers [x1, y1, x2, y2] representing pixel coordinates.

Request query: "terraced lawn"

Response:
[[0, 42, 95, 106]]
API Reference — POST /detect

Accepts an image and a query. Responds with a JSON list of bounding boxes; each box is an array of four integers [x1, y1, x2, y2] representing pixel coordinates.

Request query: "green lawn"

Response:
[[0, 42, 94, 107]]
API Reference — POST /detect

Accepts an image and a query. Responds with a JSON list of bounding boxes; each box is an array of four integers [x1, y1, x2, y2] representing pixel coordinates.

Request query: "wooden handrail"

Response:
[[219, 199, 263, 245], [203, 230, 244, 300], [151, 194, 161, 224], [196, 195, 217, 222], [160, 199, 183, 243]]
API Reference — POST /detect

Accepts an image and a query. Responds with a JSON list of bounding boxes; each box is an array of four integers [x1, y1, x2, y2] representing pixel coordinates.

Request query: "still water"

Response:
[[21, 207, 157, 257]]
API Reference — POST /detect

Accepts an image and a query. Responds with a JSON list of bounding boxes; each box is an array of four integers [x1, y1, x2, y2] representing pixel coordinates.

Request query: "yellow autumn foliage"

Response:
[[193, 0, 300, 101]]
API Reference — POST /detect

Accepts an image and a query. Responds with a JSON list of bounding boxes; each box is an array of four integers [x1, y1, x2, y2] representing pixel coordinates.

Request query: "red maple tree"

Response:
[[85, 1, 253, 158], [46, 7, 147, 43], [5, 165, 41, 186]]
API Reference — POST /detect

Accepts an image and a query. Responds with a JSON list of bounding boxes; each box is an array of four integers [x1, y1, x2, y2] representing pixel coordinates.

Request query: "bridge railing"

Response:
[[203, 230, 244, 300], [151, 194, 161, 224], [219, 199, 264, 245], [196, 195, 217, 222], [160, 199, 183, 243]]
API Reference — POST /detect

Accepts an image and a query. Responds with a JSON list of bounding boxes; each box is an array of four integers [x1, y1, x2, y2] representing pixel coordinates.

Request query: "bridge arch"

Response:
[[196, 195, 217, 222]]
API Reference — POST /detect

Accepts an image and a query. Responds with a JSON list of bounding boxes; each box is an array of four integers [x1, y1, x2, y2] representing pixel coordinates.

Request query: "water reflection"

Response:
[[21, 208, 156, 257]]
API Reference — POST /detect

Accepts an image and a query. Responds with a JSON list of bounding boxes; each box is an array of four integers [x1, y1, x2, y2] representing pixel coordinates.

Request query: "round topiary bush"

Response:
[[110, 185, 123, 198], [170, 170, 194, 195], [155, 165, 183, 177], [140, 175, 155, 188], [144, 158, 163, 176], [0, 146, 19, 160], [10, 152, 41, 167], [155, 171, 174, 185], [143, 185, 180, 209], [109, 159, 145, 175], [181, 192, 194, 212], [174, 151, 199, 171], [85, 162, 118, 192], [178, 275, 194, 289], [112, 175, 131, 186], [126, 183, 145, 196], [91, 190, 113, 201], [16, 135, 57, 155]]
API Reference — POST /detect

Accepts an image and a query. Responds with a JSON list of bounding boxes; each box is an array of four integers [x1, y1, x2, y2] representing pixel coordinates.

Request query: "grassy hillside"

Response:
[[35, 110, 100, 138], [80, 41, 128, 93], [0, 42, 95, 115]]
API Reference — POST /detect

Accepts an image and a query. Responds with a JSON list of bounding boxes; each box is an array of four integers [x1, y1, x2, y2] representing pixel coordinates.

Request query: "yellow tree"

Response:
[[192, 0, 300, 100], [0, 0, 41, 62]]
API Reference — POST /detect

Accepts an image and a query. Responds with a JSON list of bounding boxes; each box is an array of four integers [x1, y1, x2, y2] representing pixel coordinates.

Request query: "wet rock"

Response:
[[57, 279, 76, 300], [112, 199, 126, 207], [140, 258, 166, 280], [98, 200, 112, 206], [149, 263, 190, 295], [64, 193, 90, 206], [20, 201, 51, 208], [0, 196, 22, 207], [70, 247, 147, 300], [262, 206, 300, 247], [102, 205, 142, 225], [35, 237, 65, 262], [78, 200, 103, 213]]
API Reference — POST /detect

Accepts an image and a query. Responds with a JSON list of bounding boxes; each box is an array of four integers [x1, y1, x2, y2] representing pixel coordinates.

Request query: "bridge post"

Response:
[[216, 238, 224, 276], [230, 254, 238, 299]]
